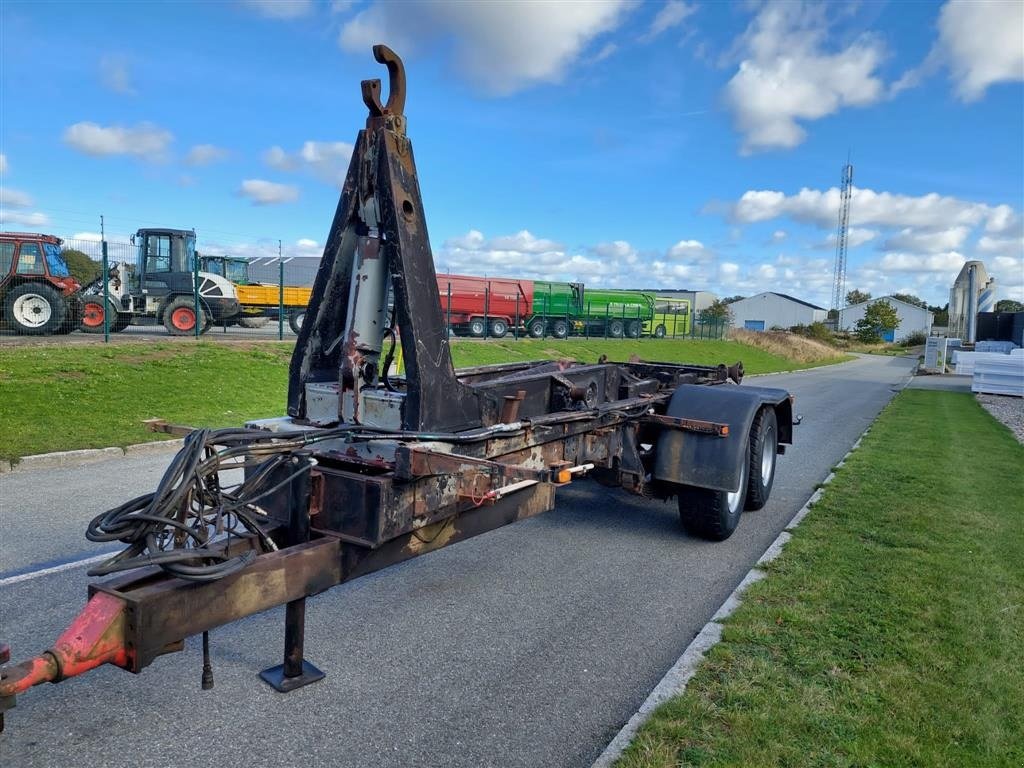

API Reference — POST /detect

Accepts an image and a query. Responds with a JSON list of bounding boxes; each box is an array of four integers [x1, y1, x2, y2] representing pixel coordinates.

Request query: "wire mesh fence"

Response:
[[1, 235, 729, 343]]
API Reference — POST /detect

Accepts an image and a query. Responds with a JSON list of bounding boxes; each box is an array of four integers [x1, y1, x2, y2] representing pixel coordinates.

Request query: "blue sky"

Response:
[[1, 0, 1022, 307]]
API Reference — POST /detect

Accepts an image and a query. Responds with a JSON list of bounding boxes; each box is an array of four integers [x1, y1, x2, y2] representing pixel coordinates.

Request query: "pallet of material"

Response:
[[972, 353, 1024, 397]]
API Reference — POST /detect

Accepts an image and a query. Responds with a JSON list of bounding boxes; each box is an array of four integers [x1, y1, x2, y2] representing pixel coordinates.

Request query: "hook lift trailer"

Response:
[[0, 46, 796, 732]]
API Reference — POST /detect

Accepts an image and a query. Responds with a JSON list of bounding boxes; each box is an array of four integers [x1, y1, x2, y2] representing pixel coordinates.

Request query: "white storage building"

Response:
[[839, 296, 934, 342], [728, 292, 827, 331]]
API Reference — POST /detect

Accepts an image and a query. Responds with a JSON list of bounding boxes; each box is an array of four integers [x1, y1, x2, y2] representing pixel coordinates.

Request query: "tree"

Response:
[[61, 249, 102, 285], [845, 289, 871, 306], [928, 303, 949, 326], [996, 299, 1024, 313], [721, 295, 745, 304], [701, 298, 733, 324], [892, 293, 927, 309], [855, 300, 901, 343]]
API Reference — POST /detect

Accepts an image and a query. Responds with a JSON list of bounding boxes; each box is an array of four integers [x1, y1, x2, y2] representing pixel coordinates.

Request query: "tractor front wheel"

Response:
[[163, 297, 207, 336]]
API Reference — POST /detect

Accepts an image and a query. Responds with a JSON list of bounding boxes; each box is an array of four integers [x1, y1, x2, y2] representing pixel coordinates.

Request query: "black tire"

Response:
[[608, 319, 624, 338], [552, 319, 569, 339], [469, 318, 486, 337], [528, 319, 546, 338], [677, 442, 749, 541], [238, 316, 269, 329], [489, 319, 508, 338], [80, 299, 120, 334], [654, 324, 666, 339], [745, 407, 778, 511], [162, 296, 207, 336], [289, 310, 306, 335], [4, 283, 67, 335], [111, 313, 131, 332], [626, 320, 642, 338]]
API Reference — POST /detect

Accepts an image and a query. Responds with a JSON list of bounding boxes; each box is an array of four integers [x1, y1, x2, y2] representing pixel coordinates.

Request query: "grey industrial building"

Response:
[[728, 292, 827, 331]]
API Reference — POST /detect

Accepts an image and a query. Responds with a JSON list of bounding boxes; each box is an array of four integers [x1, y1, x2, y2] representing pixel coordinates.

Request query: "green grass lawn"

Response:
[[0, 337, 847, 461], [618, 390, 1024, 767]]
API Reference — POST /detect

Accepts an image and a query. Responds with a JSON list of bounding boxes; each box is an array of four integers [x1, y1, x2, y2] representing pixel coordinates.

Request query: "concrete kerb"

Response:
[[2, 439, 185, 474], [591, 424, 876, 768]]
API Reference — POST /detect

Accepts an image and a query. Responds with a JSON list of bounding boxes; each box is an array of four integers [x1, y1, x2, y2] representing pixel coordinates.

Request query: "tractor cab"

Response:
[[200, 254, 251, 285]]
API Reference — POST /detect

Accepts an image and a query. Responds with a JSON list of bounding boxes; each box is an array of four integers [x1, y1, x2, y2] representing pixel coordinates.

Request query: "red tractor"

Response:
[[0, 232, 81, 335]]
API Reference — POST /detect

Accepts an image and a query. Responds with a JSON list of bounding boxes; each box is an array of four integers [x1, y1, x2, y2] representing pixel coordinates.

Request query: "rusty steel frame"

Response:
[[0, 45, 794, 732]]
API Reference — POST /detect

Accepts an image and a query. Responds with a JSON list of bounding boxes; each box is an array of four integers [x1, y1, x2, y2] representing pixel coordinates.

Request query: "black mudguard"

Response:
[[654, 383, 793, 493]]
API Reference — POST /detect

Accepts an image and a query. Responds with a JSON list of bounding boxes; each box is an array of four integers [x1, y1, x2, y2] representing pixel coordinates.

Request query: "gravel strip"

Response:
[[976, 393, 1024, 445]]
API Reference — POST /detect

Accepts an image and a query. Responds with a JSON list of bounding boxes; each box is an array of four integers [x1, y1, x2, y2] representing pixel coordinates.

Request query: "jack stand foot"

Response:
[[259, 661, 324, 693]]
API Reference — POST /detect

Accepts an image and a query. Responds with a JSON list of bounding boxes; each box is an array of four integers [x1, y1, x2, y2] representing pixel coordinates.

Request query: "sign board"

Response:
[[924, 337, 941, 370]]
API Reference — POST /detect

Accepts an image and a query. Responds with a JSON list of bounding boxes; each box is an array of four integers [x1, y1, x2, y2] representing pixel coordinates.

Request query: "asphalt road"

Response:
[[0, 354, 915, 768]]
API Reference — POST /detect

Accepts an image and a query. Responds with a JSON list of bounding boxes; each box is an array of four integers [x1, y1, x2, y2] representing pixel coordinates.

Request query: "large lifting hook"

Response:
[[361, 44, 406, 132]]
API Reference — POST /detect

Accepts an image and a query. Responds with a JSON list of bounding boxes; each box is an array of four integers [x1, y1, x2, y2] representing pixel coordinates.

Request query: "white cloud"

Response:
[[185, 144, 230, 166], [938, 0, 1024, 101], [72, 232, 104, 242], [666, 239, 711, 260], [264, 140, 354, 186], [591, 43, 618, 63], [0, 187, 33, 207], [241, 0, 313, 19], [729, 186, 1013, 233], [338, 1, 632, 95], [0, 210, 49, 227], [99, 55, 135, 95], [0, 154, 7, 174], [723, 2, 885, 153], [882, 226, 969, 253], [238, 179, 300, 205], [977, 235, 1024, 258], [63, 122, 173, 159], [879, 251, 965, 272], [643, 1, 697, 41], [771, 230, 787, 243], [437, 229, 615, 281], [296, 238, 319, 249]]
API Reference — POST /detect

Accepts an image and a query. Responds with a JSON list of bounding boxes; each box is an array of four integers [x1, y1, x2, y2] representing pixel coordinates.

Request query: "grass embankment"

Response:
[[0, 336, 847, 461], [619, 390, 1024, 768]]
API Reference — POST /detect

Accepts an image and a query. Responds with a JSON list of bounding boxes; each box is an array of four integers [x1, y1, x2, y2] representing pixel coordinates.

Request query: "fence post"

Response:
[[446, 282, 452, 336], [192, 242, 201, 339], [101, 240, 110, 343], [278, 253, 285, 341], [514, 293, 520, 340], [484, 282, 490, 339]]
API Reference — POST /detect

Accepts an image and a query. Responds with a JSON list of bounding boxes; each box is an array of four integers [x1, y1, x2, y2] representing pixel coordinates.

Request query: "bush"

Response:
[[789, 322, 838, 346], [900, 331, 928, 347]]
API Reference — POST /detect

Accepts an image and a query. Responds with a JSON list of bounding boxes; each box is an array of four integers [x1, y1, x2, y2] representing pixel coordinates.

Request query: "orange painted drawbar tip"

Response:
[[0, 592, 131, 700]]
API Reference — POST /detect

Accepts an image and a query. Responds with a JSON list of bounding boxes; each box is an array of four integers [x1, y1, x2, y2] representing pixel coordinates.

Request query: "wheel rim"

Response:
[[471, 321, 484, 335], [294, 312, 305, 329], [727, 455, 747, 514], [761, 425, 777, 487], [12, 293, 52, 328], [530, 322, 544, 337], [82, 301, 106, 327], [492, 321, 506, 335], [171, 307, 196, 331]]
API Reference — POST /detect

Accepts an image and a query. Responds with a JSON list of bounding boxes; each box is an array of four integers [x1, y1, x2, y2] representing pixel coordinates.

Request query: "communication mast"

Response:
[[831, 160, 854, 311]]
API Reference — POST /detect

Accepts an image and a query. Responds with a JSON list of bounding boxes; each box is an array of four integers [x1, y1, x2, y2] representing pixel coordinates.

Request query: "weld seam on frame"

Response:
[[591, 423, 874, 768]]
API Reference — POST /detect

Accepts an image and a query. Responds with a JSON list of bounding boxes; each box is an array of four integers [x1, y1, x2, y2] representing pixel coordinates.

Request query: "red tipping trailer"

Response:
[[436, 273, 533, 337]]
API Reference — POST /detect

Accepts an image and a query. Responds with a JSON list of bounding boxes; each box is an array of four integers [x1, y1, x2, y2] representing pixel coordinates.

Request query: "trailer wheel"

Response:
[[238, 316, 269, 329], [744, 407, 778, 511], [528, 319, 546, 338], [654, 324, 667, 339], [609, 319, 625, 338], [289, 310, 306, 334], [677, 442, 749, 541], [469, 318, 486, 337], [489, 319, 508, 338], [552, 319, 569, 339], [5, 283, 67, 335], [163, 297, 207, 336], [626, 320, 642, 338]]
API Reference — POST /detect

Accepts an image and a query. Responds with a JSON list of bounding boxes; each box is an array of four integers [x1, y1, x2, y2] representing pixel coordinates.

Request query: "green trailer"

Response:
[[526, 281, 655, 339]]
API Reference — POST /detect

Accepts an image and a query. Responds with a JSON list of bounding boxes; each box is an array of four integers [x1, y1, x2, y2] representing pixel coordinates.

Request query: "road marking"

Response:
[[0, 551, 118, 588]]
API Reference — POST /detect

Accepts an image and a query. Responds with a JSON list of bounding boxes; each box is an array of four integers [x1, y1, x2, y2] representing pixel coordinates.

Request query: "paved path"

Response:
[[0, 354, 915, 768]]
